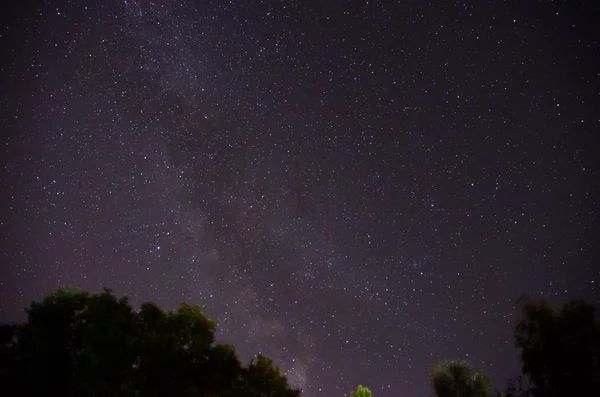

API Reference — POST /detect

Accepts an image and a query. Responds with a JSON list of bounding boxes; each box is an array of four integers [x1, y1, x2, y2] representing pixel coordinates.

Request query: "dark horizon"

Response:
[[1, 1, 598, 396]]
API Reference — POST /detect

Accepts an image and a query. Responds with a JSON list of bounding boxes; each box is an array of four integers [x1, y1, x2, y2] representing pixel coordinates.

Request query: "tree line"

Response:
[[0, 288, 598, 397], [419, 294, 598, 397]]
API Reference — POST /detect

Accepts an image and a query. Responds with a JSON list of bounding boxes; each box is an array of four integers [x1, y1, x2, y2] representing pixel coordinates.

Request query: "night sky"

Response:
[[1, 1, 599, 396]]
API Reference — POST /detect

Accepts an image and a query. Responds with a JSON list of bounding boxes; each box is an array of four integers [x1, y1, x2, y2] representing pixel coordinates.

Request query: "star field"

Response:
[[1, 1, 598, 396]]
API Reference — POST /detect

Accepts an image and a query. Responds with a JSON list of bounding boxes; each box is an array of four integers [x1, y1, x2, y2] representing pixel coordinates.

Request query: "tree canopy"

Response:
[[1, 288, 598, 397], [350, 385, 373, 397], [0, 287, 301, 397], [514, 295, 600, 397], [430, 359, 493, 397], [425, 296, 600, 397]]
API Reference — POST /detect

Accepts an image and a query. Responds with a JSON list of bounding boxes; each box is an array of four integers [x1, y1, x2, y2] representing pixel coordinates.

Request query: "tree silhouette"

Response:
[[514, 295, 600, 397], [0, 287, 139, 396], [500, 376, 532, 397], [0, 287, 300, 397], [430, 359, 493, 397], [239, 355, 301, 397], [4, 288, 599, 397]]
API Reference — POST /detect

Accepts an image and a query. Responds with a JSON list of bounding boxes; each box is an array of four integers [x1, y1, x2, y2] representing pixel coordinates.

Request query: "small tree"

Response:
[[350, 385, 373, 397]]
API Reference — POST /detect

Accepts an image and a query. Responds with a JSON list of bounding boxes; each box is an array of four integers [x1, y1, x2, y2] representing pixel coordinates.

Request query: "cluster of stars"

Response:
[[1, 1, 598, 397]]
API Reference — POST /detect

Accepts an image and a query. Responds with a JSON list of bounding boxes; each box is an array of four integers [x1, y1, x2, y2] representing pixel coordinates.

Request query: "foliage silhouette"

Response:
[[514, 295, 600, 397], [0, 287, 301, 397], [3, 287, 599, 397], [500, 376, 532, 397], [430, 359, 493, 397]]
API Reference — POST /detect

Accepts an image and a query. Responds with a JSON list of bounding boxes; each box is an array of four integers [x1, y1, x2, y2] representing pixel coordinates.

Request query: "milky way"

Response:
[[1, 1, 598, 396]]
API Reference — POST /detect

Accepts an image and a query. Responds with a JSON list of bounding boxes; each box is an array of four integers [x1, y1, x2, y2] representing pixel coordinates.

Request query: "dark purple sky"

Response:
[[1, 1, 598, 396]]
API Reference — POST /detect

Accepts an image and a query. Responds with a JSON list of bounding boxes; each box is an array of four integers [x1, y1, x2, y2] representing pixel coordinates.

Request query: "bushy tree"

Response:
[[514, 295, 600, 397], [0, 287, 300, 397], [240, 355, 301, 397], [0, 287, 139, 396], [500, 376, 532, 397], [430, 359, 493, 397], [350, 385, 373, 397]]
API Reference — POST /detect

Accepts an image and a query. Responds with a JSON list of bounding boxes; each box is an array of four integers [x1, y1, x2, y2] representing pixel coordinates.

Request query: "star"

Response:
[[1, 1, 597, 397]]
